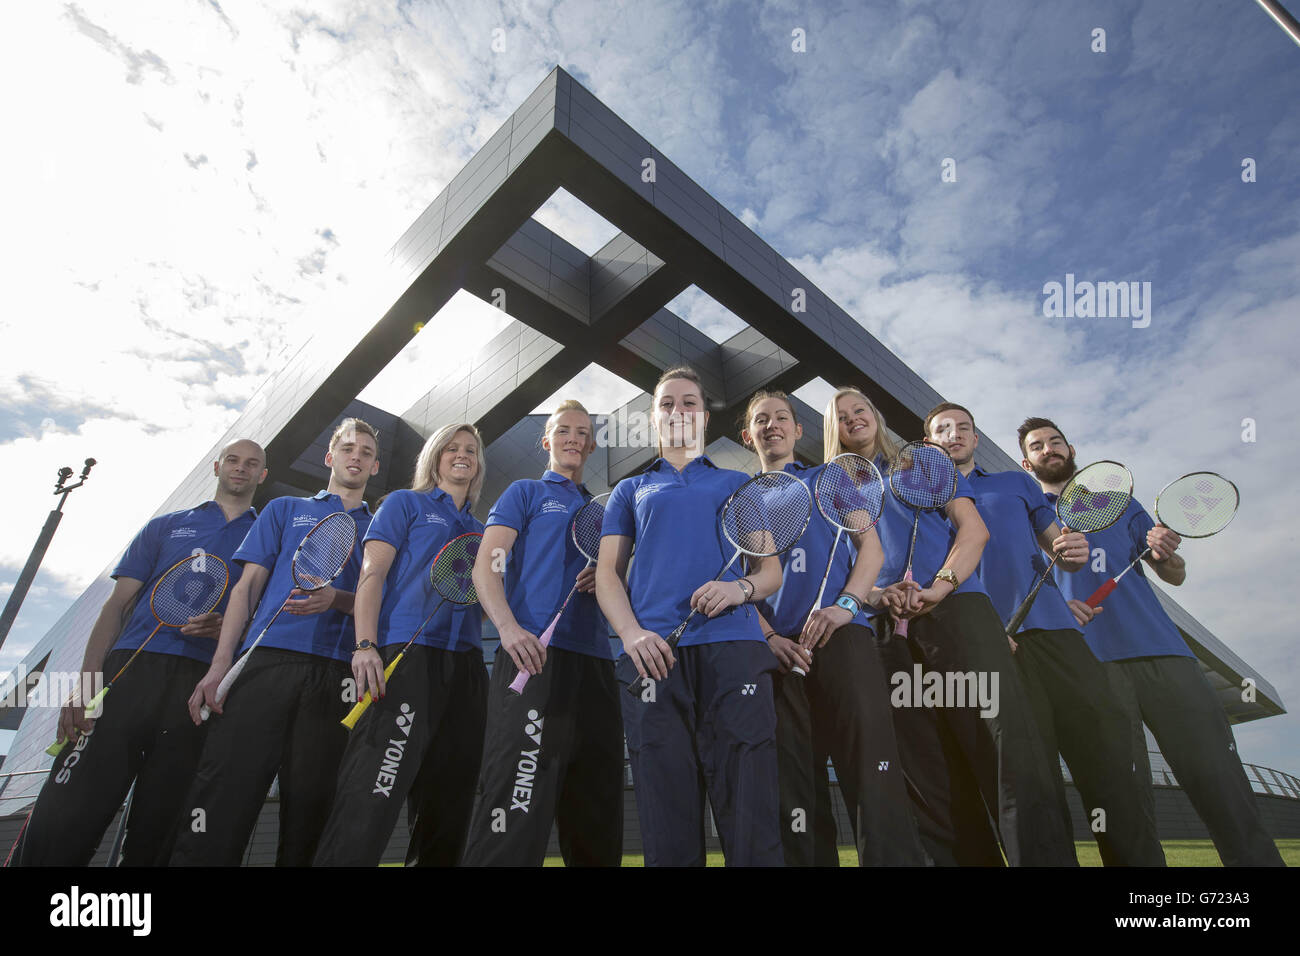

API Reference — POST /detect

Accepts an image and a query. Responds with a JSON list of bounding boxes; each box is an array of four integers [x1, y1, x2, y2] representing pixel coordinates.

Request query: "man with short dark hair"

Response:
[[1019, 418, 1283, 867], [927, 405, 1163, 866], [16, 439, 267, 866]]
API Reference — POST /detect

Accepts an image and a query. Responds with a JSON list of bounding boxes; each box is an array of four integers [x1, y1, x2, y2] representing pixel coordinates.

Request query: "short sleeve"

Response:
[[365, 491, 417, 549], [603, 478, 637, 538], [112, 517, 163, 582], [1021, 473, 1058, 537], [486, 481, 529, 532], [234, 499, 286, 569], [953, 471, 976, 503], [1127, 502, 1155, 560]]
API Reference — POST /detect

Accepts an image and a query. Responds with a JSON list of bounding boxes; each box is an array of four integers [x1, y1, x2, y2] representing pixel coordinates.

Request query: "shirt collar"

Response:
[[649, 453, 718, 473], [542, 469, 591, 498], [313, 489, 373, 515], [425, 485, 474, 514], [202, 499, 257, 522], [970, 464, 991, 478]]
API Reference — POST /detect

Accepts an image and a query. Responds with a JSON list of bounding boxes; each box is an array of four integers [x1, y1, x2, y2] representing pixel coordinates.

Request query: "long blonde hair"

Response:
[[823, 387, 900, 465], [411, 422, 486, 507]]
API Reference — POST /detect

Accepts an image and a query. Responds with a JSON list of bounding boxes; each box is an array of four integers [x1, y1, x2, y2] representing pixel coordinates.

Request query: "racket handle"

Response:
[[1085, 579, 1117, 608], [509, 593, 572, 695], [341, 654, 404, 729], [46, 684, 112, 755], [46, 738, 67, 757], [894, 570, 914, 638], [201, 655, 247, 723], [624, 613, 694, 696], [793, 655, 810, 678]]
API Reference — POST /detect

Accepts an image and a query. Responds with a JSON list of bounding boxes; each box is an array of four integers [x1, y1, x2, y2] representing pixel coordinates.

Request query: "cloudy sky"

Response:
[[1, 1, 1298, 773]]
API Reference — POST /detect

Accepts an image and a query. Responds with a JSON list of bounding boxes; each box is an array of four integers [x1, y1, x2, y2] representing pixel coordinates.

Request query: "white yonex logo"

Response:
[[740, 684, 756, 696], [372, 703, 415, 797], [511, 709, 544, 813]]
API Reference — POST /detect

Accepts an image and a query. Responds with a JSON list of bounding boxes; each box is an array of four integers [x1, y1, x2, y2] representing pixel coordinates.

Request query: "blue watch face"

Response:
[[835, 596, 857, 612]]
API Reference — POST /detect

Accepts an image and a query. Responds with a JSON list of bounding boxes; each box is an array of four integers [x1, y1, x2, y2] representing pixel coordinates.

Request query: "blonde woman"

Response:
[[315, 423, 487, 867], [462, 401, 623, 866], [597, 366, 784, 866]]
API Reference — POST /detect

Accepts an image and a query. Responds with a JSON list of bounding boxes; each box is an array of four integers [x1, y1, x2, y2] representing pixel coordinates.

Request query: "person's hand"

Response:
[[500, 623, 546, 676], [1067, 598, 1102, 628], [1052, 530, 1089, 571], [877, 581, 921, 616], [895, 585, 949, 620], [622, 628, 676, 681], [352, 646, 386, 702], [1008, 635, 1019, 655], [188, 662, 229, 724], [179, 611, 223, 640], [57, 689, 95, 748], [690, 579, 746, 619], [575, 566, 597, 593], [801, 605, 852, 649], [1147, 524, 1182, 561], [285, 586, 336, 615], [768, 634, 812, 674]]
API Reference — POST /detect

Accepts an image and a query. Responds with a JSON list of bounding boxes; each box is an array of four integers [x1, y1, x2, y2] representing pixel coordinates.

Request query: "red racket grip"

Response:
[[894, 569, 915, 638], [1085, 579, 1117, 608]]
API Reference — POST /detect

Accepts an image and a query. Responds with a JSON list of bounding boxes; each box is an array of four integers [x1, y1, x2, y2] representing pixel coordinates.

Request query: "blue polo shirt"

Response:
[[234, 491, 372, 662], [1049, 496, 1193, 661], [759, 461, 876, 636], [873, 455, 987, 597], [486, 470, 610, 660], [966, 466, 1079, 635], [603, 455, 766, 647], [110, 500, 258, 664], [365, 487, 485, 652]]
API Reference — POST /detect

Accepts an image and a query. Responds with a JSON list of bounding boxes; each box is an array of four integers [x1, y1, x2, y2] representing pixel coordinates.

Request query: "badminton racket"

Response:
[[201, 511, 356, 720], [47, 552, 229, 756], [625, 470, 811, 695], [792, 454, 885, 676], [1084, 471, 1238, 608], [341, 531, 480, 729], [1005, 460, 1132, 636], [509, 495, 608, 695], [887, 441, 959, 638]]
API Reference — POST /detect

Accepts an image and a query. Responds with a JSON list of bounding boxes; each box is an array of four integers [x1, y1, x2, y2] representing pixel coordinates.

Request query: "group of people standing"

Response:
[[9, 364, 1283, 867]]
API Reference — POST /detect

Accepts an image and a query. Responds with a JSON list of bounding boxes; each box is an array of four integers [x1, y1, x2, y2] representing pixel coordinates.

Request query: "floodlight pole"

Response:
[[0, 459, 97, 653]]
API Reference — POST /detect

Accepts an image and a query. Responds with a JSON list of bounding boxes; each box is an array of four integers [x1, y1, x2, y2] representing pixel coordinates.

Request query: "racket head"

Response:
[[149, 553, 230, 628], [291, 512, 358, 591], [430, 531, 482, 604], [720, 470, 812, 558], [888, 440, 958, 511], [1153, 471, 1239, 538], [571, 493, 610, 562], [1055, 460, 1133, 533], [814, 453, 885, 533]]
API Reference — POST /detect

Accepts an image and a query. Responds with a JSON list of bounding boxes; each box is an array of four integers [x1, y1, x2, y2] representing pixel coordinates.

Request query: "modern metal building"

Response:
[[1, 67, 1292, 855]]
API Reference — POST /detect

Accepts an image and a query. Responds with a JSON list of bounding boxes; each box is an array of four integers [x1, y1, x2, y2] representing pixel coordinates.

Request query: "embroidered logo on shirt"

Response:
[[634, 484, 663, 506], [292, 514, 318, 528], [425, 513, 449, 526], [539, 498, 568, 515], [168, 528, 197, 539]]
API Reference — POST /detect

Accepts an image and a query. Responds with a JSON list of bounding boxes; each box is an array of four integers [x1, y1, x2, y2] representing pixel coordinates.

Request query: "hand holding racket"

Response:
[[625, 470, 811, 695], [198, 511, 356, 721], [1004, 460, 1132, 636], [887, 441, 959, 638], [1084, 471, 1237, 609], [794, 454, 885, 675], [509, 495, 607, 695], [342, 532, 480, 729], [47, 553, 229, 756]]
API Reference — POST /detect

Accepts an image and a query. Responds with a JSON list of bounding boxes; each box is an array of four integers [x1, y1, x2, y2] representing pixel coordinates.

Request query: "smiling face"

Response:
[[325, 429, 379, 490], [544, 409, 595, 472], [655, 375, 708, 450], [836, 393, 878, 456], [744, 395, 802, 468], [213, 439, 267, 497], [928, 407, 978, 468], [438, 429, 480, 490], [1021, 426, 1077, 483]]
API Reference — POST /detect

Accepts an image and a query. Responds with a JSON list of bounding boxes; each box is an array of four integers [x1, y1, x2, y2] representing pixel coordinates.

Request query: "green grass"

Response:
[[542, 839, 1300, 867]]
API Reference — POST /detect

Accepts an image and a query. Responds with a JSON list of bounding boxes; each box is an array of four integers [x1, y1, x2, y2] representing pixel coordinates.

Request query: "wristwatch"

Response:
[[933, 568, 959, 589], [835, 592, 862, 616], [354, 639, 377, 653]]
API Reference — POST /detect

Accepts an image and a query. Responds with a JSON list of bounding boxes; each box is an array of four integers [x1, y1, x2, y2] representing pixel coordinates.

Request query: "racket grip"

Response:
[[46, 738, 67, 757], [1085, 579, 1117, 608], [341, 654, 403, 729], [894, 570, 914, 638], [508, 619, 560, 695], [47, 684, 112, 755]]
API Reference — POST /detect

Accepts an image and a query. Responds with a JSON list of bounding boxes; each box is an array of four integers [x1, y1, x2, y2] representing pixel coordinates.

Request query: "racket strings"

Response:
[[815, 454, 885, 532], [431, 533, 481, 603], [1157, 473, 1239, 537], [722, 471, 812, 558], [888, 443, 957, 509], [149, 556, 230, 628], [1057, 461, 1132, 532], [292, 513, 357, 590], [571, 495, 608, 562]]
